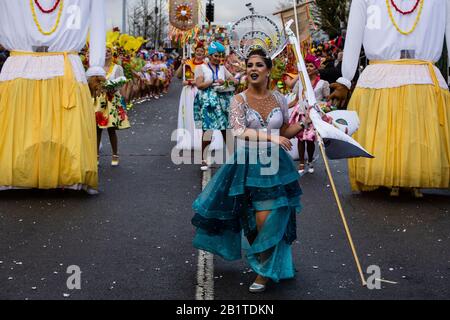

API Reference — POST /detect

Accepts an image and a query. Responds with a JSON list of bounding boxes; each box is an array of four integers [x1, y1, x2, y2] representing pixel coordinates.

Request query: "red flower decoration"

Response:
[[34, 0, 61, 14], [118, 108, 127, 121], [390, 0, 421, 15], [96, 112, 109, 127]]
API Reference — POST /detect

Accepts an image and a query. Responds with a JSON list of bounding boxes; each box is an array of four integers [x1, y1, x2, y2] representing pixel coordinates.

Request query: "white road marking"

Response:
[[195, 169, 215, 300]]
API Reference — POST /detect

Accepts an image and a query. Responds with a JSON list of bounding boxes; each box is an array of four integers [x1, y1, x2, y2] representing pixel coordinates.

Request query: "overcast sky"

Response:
[[106, 0, 286, 30]]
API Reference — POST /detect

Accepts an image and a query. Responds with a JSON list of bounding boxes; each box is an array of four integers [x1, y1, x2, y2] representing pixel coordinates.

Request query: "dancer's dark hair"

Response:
[[245, 49, 273, 70]]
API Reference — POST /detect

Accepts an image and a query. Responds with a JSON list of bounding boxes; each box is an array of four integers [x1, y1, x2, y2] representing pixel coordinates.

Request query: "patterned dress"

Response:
[[144, 62, 167, 82], [94, 64, 131, 130], [193, 63, 234, 131]]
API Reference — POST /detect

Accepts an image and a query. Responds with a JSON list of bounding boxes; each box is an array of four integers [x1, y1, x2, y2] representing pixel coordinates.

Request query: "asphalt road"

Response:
[[1, 80, 449, 300]]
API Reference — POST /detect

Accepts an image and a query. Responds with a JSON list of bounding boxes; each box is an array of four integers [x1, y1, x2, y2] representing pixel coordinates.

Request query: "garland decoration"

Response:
[[30, 0, 64, 36], [386, 0, 424, 36], [34, 0, 61, 14], [390, 0, 420, 15]]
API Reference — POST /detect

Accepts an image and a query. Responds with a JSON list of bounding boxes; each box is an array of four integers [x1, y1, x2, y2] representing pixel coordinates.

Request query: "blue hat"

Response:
[[208, 41, 225, 55]]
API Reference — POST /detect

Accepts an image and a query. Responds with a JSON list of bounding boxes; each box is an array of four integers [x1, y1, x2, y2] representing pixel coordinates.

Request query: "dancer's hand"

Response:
[[328, 83, 350, 109], [88, 76, 106, 97], [270, 135, 293, 151], [216, 79, 225, 85]]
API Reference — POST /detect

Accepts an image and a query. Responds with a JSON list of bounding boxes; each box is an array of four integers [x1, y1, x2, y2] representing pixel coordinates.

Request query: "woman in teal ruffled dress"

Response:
[[192, 49, 309, 293]]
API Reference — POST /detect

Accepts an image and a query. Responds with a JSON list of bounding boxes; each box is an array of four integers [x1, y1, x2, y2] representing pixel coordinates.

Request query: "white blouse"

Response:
[[0, 0, 106, 82], [339, 0, 450, 89], [107, 64, 125, 81], [314, 79, 330, 102], [194, 63, 232, 83], [293, 78, 330, 102]]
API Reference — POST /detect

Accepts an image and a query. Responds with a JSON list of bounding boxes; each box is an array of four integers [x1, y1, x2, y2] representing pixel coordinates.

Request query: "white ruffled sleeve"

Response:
[[338, 0, 367, 89], [115, 65, 125, 78], [86, 0, 106, 78], [229, 96, 247, 137], [194, 65, 204, 79], [322, 80, 331, 99]]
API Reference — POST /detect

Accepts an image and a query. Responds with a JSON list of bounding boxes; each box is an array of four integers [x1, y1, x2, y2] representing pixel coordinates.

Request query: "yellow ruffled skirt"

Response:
[[0, 77, 98, 190], [348, 84, 450, 191]]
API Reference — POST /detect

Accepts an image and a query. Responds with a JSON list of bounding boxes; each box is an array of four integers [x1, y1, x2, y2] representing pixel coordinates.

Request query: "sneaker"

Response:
[[200, 158, 213, 171], [86, 188, 99, 196], [200, 160, 209, 171], [111, 155, 120, 167], [298, 164, 305, 175], [307, 163, 315, 174]]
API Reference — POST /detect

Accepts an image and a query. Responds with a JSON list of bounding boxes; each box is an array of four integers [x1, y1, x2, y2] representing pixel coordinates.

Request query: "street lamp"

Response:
[[245, 3, 256, 15], [245, 3, 256, 37]]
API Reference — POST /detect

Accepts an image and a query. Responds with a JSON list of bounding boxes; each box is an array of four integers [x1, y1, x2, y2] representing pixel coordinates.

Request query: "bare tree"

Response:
[[128, 0, 168, 49]]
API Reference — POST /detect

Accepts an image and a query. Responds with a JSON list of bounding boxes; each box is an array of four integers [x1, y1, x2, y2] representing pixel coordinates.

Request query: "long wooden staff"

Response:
[[291, 0, 367, 287], [182, 42, 187, 82]]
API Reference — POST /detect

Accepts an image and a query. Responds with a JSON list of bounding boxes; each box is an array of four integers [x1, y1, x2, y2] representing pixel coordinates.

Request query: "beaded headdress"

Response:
[[230, 15, 286, 60]]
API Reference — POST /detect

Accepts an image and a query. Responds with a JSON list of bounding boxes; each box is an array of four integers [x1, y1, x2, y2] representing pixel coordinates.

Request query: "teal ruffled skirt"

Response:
[[193, 87, 233, 130], [192, 145, 302, 282]]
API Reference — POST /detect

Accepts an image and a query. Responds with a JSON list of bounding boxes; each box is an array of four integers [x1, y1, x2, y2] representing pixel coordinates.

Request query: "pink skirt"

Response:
[[289, 105, 316, 141]]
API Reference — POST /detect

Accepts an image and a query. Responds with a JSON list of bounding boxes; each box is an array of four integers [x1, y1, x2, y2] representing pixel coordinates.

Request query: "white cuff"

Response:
[[86, 67, 106, 78], [337, 77, 352, 90]]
